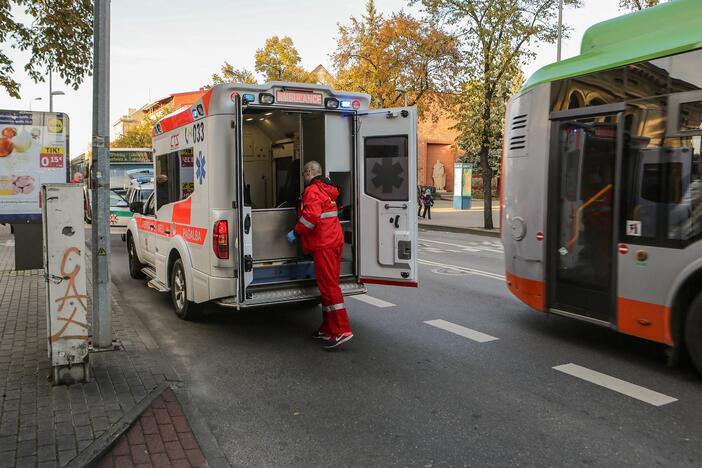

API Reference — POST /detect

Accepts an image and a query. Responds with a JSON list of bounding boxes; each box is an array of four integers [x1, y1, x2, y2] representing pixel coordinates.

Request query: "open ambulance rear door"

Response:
[[356, 107, 418, 287]]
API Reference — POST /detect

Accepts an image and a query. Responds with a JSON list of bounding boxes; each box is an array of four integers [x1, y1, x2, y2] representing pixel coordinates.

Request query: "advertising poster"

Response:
[[0, 110, 69, 222]]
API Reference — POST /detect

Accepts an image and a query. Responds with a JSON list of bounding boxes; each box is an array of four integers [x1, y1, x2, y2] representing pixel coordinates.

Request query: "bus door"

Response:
[[356, 107, 418, 287], [549, 107, 624, 323], [233, 94, 254, 303]]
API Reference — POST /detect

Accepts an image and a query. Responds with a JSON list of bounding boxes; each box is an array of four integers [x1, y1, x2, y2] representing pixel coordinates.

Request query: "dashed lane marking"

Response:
[[421, 238, 503, 253], [424, 319, 499, 343], [350, 294, 396, 308], [553, 363, 678, 407], [418, 258, 505, 281]]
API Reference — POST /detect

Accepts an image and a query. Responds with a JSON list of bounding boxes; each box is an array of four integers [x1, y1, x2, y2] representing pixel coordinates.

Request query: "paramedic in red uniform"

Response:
[[287, 161, 353, 349]]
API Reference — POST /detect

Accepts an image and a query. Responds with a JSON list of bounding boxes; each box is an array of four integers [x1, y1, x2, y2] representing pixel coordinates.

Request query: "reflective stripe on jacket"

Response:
[[294, 177, 344, 253]]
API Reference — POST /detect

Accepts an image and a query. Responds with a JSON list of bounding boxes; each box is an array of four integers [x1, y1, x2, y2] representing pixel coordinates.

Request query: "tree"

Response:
[[0, 0, 93, 99], [111, 106, 173, 149], [254, 36, 313, 83], [332, 1, 460, 119], [418, 0, 580, 229], [212, 62, 257, 85], [619, 0, 660, 10]]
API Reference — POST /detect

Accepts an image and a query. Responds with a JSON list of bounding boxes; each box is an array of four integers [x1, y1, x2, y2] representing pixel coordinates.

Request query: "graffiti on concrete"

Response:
[[49, 246, 89, 343]]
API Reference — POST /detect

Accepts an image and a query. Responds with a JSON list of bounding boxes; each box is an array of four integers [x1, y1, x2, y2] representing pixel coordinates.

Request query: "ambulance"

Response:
[[126, 82, 418, 318]]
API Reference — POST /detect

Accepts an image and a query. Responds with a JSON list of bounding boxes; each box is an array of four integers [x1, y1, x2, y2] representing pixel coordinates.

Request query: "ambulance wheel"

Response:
[[685, 293, 702, 375], [127, 235, 144, 279], [171, 258, 201, 320]]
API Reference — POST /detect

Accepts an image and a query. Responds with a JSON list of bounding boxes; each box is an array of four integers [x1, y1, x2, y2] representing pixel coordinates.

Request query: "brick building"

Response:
[[417, 110, 462, 194]]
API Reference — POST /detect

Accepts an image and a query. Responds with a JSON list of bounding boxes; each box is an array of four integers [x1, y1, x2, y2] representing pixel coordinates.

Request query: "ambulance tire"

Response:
[[171, 258, 201, 321], [685, 294, 702, 375], [127, 235, 144, 279]]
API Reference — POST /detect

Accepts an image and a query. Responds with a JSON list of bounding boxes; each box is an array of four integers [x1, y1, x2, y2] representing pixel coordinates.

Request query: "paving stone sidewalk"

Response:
[[0, 227, 213, 467]]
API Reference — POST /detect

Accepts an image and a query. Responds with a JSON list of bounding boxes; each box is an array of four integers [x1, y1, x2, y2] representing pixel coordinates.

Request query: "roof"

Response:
[[522, 0, 702, 92]]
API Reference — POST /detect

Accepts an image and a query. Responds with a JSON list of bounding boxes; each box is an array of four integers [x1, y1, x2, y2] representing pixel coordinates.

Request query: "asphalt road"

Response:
[[107, 229, 702, 467]]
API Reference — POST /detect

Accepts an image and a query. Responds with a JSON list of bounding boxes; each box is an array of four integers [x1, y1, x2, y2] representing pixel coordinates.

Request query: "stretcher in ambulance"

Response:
[[126, 82, 418, 318]]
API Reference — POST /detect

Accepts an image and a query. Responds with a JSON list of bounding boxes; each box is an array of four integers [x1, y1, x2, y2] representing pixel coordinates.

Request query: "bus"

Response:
[[501, 0, 702, 374], [80, 147, 153, 194]]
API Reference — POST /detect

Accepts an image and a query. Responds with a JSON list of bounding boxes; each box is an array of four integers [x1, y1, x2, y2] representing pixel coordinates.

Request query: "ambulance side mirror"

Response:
[[130, 201, 144, 214]]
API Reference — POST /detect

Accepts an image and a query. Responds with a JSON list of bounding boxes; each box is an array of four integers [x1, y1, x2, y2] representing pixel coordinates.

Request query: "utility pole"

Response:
[[557, 0, 564, 62], [91, 0, 112, 349], [49, 69, 52, 112]]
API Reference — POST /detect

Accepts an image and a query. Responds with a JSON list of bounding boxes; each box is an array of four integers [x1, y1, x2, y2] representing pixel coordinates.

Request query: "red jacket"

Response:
[[294, 177, 344, 254]]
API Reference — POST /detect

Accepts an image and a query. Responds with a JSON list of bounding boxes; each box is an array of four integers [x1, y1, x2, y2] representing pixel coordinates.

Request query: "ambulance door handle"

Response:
[[394, 216, 400, 228], [384, 203, 407, 210], [244, 214, 251, 234]]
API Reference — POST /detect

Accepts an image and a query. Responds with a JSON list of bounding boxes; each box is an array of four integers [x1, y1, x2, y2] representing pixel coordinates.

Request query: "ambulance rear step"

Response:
[[215, 280, 367, 308], [141, 267, 169, 293]]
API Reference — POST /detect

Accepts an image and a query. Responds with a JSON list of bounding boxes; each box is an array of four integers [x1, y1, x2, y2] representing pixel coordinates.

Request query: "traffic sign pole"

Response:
[[91, 0, 112, 349]]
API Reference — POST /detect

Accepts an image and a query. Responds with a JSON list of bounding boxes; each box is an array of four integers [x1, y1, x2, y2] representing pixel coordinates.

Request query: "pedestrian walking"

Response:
[[286, 161, 353, 349], [418, 187, 425, 217], [421, 187, 434, 219]]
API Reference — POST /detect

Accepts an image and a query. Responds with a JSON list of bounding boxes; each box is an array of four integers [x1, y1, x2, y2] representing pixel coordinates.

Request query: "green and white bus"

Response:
[[501, 0, 702, 374]]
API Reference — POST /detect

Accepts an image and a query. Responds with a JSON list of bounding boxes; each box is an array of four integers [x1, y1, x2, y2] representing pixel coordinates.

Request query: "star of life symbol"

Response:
[[109, 214, 118, 225], [196, 151, 206, 184], [371, 158, 404, 193]]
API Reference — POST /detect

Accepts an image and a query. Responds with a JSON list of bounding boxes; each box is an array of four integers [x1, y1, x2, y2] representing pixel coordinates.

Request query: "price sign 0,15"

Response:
[[40, 146, 65, 168]]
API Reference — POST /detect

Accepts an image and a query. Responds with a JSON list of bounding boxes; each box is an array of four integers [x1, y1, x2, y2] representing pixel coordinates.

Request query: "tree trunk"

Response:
[[480, 90, 495, 230], [480, 147, 494, 230]]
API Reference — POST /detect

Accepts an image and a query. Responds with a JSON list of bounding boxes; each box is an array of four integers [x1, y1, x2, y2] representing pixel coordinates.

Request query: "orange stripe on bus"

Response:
[[506, 272, 545, 311], [171, 197, 192, 225], [617, 297, 673, 346]]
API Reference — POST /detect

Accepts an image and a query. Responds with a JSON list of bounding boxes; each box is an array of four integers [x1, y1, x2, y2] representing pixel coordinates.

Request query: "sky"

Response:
[[0, 0, 628, 159]]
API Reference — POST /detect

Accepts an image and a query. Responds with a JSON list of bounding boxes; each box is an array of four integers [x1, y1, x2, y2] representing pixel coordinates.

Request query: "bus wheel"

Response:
[[171, 258, 201, 321], [686, 293, 702, 375], [127, 235, 144, 279]]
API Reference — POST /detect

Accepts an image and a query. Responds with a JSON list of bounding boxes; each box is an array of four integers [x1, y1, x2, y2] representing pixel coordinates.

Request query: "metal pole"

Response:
[[557, 0, 564, 62], [91, 0, 112, 349], [49, 69, 52, 112]]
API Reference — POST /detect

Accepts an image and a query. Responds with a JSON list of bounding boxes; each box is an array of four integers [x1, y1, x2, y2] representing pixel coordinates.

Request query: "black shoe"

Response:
[[322, 332, 353, 349]]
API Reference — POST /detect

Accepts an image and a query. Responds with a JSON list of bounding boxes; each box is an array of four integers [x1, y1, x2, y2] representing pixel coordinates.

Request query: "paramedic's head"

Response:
[[303, 161, 322, 184]]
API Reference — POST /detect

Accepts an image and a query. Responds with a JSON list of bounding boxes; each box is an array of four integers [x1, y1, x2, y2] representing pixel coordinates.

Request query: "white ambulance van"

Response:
[[126, 82, 418, 318]]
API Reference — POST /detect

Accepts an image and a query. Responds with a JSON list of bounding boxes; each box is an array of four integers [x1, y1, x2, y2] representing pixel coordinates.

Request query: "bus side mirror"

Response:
[[130, 201, 144, 214]]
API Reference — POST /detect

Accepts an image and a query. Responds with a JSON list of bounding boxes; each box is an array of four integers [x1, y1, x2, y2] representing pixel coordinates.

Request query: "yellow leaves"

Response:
[[254, 36, 315, 83]]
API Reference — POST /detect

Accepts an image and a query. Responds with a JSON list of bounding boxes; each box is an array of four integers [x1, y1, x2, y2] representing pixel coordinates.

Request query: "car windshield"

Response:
[[110, 190, 127, 207]]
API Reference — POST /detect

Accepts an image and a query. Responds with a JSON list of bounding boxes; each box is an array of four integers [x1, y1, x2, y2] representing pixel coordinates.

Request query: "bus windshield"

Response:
[[110, 164, 153, 192]]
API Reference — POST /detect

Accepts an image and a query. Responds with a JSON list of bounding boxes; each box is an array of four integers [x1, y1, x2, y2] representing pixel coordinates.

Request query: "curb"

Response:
[[67, 382, 171, 468], [419, 223, 501, 238]]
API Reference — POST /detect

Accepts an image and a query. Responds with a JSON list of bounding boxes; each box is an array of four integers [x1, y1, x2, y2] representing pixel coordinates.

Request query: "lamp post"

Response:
[[49, 69, 66, 112], [29, 97, 42, 111]]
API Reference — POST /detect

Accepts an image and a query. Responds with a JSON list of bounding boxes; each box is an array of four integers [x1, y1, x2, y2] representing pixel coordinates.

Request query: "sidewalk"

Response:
[[418, 198, 501, 237], [0, 225, 225, 467]]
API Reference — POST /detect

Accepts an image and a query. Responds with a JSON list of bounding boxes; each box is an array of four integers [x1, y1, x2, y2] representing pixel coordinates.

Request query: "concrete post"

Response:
[[91, 0, 112, 349]]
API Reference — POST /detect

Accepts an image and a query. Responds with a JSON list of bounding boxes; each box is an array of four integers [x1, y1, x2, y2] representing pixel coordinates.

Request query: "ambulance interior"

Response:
[[242, 108, 355, 286]]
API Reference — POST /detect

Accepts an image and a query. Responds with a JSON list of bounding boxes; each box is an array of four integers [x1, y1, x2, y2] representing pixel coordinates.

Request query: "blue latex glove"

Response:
[[286, 230, 297, 244]]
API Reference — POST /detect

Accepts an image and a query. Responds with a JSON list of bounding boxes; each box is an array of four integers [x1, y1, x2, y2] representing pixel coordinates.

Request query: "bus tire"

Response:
[[127, 235, 144, 279], [686, 293, 702, 375], [171, 258, 201, 321]]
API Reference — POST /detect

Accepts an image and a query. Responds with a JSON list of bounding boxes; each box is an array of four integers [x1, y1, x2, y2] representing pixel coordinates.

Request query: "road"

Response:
[[107, 229, 702, 467]]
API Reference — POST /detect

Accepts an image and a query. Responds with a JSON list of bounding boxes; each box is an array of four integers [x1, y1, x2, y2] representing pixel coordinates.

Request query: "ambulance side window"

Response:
[[363, 135, 409, 201], [155, 152, 181, 209]]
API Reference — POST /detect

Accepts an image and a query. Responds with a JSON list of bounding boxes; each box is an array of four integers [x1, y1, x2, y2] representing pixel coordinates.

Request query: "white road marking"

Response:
[[553, 363, 678, 407], [418, 258, 505, 281], [422, 238, 503, 253], [350, 294, 396, 308], [424, 319, 499, 343]]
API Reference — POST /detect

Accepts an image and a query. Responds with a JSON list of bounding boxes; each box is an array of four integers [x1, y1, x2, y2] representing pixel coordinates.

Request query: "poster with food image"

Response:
[[0, 110, 69, 222]]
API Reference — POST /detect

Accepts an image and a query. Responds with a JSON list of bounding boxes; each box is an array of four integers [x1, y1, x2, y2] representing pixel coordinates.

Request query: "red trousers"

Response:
[[313, 245, 351, 336]]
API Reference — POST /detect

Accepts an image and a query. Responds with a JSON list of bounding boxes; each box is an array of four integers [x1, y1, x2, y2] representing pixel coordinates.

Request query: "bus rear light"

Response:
[[325, 98, 340, 109], [213, 220, 229, 259], [259, 93, 275, 105]]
